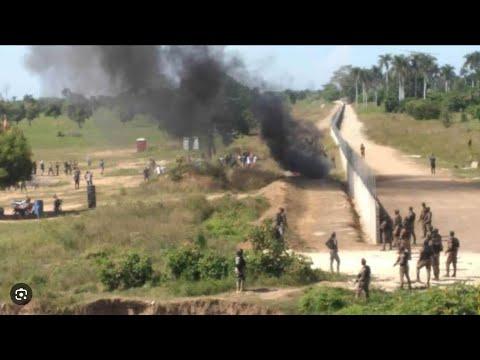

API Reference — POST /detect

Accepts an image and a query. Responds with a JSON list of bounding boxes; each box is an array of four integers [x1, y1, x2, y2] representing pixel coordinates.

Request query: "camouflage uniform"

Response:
[[380, 217, 393, 251], [393, 212, 402, 247], [445, 233, 460, 277], [431, 230, 443, 280], [356, 263, 371, 299], [406, 209, 416, 245], [325, 234, 340, 273], [417, 241, 433, 287], [395, 248, 412, 290]]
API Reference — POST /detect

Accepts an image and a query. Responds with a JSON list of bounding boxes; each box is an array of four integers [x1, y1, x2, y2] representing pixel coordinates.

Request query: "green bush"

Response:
[[440, 107, 452, 128], [384, 95, 399, 113], [97, 252, 154, 291], [299, 287, 353, 314], [404, 99, 441, 120], [166, 246, 230, 281], [198, 252, 230, 280], [0, 127, 33, 188], [461, 112, 469, 122], [467, 104, 480, 120]]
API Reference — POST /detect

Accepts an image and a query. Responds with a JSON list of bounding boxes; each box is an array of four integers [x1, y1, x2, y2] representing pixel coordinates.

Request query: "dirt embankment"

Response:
[[0, 298, 280, 315]]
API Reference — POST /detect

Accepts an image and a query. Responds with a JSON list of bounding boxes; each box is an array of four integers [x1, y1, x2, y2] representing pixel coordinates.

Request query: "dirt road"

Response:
[[296, 103, 480, 291]]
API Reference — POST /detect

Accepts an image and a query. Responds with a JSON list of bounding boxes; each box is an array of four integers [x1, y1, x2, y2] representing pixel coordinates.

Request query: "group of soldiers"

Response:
[[32, 159, 105, 179], [383, 202, 461, 289]]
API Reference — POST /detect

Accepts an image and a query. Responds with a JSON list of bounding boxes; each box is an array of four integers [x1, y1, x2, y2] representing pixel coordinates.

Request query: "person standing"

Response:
[[419, 202, 428, 238], [73, 168, 81, 190], [84, 170, 93, 186], [143, 166, 150, 182], [355, 258, 371, 300], [406, 206, 416, 245], [275, 208, 288, 239], [32, 160, 37, 175], [423, 207, 433, 239], [55, 162, 60, 176], [393, 209, 403, 247], [417, 240, 433, 288], [380, 215, 393, 251], [445, 231, 460, 278], [53, 194, 62, 215], [48, 163, 54, 176], [429, 154, 436, 175], [40, 160, 45, 176], [360, 143, 365, 159], [325, 232, 340, 273], [394, 246, 412, 290], [431, 228, 443, 281], [100, 159, 105, 175], [235, 249, 246, 293]]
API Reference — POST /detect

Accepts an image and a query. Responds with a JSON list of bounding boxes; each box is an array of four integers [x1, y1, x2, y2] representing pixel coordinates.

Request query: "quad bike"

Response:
[[11, 200, 34, 217]]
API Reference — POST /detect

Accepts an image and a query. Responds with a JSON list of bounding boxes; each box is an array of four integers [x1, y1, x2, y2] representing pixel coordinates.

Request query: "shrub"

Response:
[[467, 104, 480, 120], [198, 252, 230, 280], [167, 246, 202, 281], [97, 252, 154, 290], [119, 253, 153, 288], [299, 287, 353, 314], [404, 99, 441, 120], [461, 112, 469, 123], [384, 95, 399, 113], [440, 107, 452, 128]]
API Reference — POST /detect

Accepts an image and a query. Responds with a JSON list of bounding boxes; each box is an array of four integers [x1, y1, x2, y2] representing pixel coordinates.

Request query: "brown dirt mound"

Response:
[[0, 298, 280, 315]]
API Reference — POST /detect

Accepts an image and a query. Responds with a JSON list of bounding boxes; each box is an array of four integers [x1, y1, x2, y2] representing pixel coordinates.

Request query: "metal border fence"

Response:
[[330, 103, 380, 244], [330, 104, 377, 197]]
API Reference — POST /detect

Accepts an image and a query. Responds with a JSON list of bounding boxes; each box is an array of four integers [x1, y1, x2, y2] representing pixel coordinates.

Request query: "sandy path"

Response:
[[294, 103, 480, 291]]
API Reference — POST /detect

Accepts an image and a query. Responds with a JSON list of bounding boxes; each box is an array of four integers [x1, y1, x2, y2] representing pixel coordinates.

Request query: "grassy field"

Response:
[[355, 103, 480, 178], [291, 98, 334, 123]]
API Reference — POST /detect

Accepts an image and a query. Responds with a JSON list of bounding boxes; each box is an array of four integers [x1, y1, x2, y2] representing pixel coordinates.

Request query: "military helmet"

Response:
[[450, 231, 454, 236]]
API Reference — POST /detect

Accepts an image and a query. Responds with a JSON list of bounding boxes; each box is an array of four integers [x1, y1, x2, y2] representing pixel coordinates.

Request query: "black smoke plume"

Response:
[[25, 46, 330, 178]]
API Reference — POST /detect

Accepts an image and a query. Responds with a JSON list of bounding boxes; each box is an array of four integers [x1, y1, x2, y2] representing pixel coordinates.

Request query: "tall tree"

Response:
[[463, 51, 480, 88], [440, 65, 455, 93], [378, 54, 392, 94], [370, 65, 383, 105], [392, 55, 409, 101], [351, 67, 361, 105], [416, 54, 438, 99]]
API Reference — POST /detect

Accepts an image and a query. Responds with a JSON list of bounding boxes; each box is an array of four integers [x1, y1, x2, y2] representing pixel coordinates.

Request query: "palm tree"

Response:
[[463, 51, 480, 87], [416, 54, 438, 99], [351, 67, 362, 105], [358, 68, 371, 107], [378, 54, 392, 94], [440, 65, 455, 93], [409, 54, 423, 97], [392, 55, 409, 101], [370, 65, 383, 105]]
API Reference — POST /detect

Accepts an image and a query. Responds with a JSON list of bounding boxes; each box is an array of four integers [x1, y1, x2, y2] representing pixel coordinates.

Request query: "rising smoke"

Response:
[[24, 46, 330, 178]]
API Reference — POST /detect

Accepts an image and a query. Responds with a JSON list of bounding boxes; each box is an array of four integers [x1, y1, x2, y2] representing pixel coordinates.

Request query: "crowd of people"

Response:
[[219, 151, 258, 168]]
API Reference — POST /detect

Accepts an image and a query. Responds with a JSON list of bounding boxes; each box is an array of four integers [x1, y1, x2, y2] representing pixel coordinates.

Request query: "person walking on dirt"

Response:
[[445, 231, 460, 278], [380, 215, 393, 251], [355, 258, 371, 300], [32, 161, 37, 175], [394, 246, 412, 290], [20, 180, 27, 193], [468, 138, 472, 149], [48, 163, 54, 176], [84, 170, 93, 186], [64, 161, 68, 175], [40, 160, 45, 176], [143, 166, 150, 182], [53, 194, 62, 215], [275, 208, 288, 239], [417, 240, 434, 288], [393, 209, 402, 247], [87, 156, 92, 168], [235, 249, 246, 293], [429, 154, 436, 175], [360, 143, 365, 159], [423, 207, 432, 238], [325, 232, 340, 273], [419, 202, 428, 238], [73, 168, 81, 190], [431, 228, 443, 281], [55, 162, 60, 176], [406, 206, 416, 245], [100, 159, 105, 175]]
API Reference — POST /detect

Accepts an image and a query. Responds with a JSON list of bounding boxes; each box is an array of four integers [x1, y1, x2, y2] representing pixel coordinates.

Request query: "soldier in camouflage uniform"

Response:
[[423, 207, 433, 239], [445, 231, 460, 278], [430, 228, 443, 281], [355, 258, 371, 300], [325, 232, 340, 273], [418, 203, 428, 238], [394, 246, 412, 290], [380, 215, 393, 251], [393, 210, 403, 248], [417, 240, 434, 287], [406, 206, 416, 245]]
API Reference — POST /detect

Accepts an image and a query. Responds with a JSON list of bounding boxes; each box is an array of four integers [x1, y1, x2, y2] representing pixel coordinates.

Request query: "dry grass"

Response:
[[356, 104, 480, 178]]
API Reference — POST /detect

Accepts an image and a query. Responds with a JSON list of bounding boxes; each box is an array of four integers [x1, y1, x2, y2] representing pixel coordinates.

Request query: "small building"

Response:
[[136, 138, 147, 152]]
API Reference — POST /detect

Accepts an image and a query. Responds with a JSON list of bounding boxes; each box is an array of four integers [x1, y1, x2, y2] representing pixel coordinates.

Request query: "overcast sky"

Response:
[[2, 45, 480, 99]]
